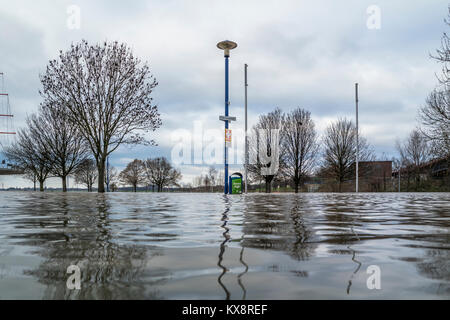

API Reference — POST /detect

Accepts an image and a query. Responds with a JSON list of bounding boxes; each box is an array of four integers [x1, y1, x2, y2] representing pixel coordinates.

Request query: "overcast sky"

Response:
[[0, 0, 448, 188]]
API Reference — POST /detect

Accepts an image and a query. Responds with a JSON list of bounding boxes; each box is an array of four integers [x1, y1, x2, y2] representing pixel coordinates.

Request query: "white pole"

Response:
[[355, 83, 359, 193], [244, 64, 248, 194]]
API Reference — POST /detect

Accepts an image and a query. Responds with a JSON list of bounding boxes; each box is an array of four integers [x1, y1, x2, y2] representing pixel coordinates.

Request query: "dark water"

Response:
[[0, 192, 449, 300]]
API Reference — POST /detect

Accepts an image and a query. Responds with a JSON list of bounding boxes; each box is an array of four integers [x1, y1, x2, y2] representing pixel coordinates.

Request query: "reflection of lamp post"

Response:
[[217, 40, 237, 194]]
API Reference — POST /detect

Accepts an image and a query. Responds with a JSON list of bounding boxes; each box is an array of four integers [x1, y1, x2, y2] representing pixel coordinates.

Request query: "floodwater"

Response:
[[0, 192, 448, 300]]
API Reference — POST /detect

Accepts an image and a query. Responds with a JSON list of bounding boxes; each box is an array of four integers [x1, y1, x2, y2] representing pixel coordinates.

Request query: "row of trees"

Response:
[[246, 107, 373, 193], [4, 40, 162, 192], [184, 109, 372, 194], [118, 157, 182, 192], [419, 7, 450, 169], [395, 6, 450, 191]]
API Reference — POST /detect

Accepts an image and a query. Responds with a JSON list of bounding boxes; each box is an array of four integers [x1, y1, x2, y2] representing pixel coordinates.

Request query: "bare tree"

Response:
[[119, 159, 146, 192], [105, 165, 119, 191], [419, 7, 450, 179], [193, 175, 203, 189], [281, 108, 319, 193], [322, 118, 373, 192], [420, 89, 450, 157], [110, 182, 119, 192], [4, 123, 53, 191], [144, 157, 181, 192], [207, 166, 218, 191], [40, 40, 162, 193], [430, 6, 450, 85], [247, 108, 283, 193], [23, 171, 38, 191], [203, 174, 211, 191], [396, 129, 431, 190], [74, 159, 98, 192], [30, 106, 90, 192]]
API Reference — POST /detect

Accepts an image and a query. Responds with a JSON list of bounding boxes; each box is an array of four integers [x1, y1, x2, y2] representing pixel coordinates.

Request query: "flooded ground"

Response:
[[0, 192, 448, 300]]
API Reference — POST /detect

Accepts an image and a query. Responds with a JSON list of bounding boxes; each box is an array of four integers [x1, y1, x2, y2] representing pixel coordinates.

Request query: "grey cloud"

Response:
[[0, 0, 448, 187]]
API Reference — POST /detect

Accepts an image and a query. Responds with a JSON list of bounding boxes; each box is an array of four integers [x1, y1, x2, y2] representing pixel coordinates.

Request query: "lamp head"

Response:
[[217, 40, 237, 57]]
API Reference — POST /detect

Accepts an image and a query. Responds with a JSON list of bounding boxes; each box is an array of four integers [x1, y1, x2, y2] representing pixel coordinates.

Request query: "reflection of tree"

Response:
[[26, 241, 165, 299], [17, 194, 168, 299], [241, 195, 316, 261], [416, 249, 450, 295]]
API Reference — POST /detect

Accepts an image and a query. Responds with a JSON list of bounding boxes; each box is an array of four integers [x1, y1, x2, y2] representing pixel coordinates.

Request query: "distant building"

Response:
[[318, 160, 393, 192], [354, 161, 392, 192], [392, 156, 449, 179]]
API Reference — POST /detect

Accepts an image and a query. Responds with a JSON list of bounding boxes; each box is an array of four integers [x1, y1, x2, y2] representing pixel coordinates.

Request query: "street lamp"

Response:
[[217, 40, 237, 194], [355, 83, 359, 193]]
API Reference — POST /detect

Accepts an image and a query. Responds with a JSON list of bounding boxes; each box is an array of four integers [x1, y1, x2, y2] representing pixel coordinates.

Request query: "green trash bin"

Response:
[[229, 173, 243, 194]]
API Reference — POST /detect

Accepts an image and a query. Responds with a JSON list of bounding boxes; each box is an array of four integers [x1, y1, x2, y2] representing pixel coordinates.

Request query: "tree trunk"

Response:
[[294, 183, 299, 193], [133, 184, 137, 192], [62, 176, 67, 192], [39, 180, 45, 192], [265, 180, 271, 193], [97, 158, 106, 193]]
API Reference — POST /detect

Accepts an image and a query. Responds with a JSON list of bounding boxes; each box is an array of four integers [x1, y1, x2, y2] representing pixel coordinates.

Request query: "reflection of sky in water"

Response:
[[0, 192, 448, 299]]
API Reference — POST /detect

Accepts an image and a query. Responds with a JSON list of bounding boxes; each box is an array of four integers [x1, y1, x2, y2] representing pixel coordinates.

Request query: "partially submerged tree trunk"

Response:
[[294, 180, 301, 193], [264, 176, 273, 193], [62, 177, 67, 192], [98, 159, 106, 193]]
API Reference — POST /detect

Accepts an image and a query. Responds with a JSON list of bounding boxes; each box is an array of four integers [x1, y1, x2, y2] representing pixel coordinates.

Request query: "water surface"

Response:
[[0, 192, 449, 299]]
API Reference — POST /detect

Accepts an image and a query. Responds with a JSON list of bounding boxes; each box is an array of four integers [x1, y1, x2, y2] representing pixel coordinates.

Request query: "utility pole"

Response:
[[244, 64, 248, 194], [355, 83, 359, 193]]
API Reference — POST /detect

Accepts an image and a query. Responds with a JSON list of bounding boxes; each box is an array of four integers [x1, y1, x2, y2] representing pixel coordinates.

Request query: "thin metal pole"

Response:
[[355, 83, 359, 193], [244, 64, 248, 194], [224, 56, 229, 194]]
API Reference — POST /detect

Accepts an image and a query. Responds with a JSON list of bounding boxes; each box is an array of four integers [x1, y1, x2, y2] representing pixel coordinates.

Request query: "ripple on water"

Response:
[[0, 192, 449, 299]]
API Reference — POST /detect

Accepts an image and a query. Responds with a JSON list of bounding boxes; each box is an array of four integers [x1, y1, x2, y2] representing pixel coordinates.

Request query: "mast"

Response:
[[0, 73, 15, 135]]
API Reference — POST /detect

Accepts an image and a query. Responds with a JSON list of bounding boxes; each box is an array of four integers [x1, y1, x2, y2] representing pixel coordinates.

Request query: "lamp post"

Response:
[[355, 83, 359, 193], [217, 40, 237, 194], [244, 64, 248, 194]]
